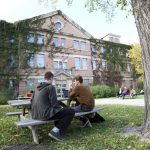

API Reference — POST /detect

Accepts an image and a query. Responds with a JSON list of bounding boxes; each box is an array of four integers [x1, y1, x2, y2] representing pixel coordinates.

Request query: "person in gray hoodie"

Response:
[[31, 71, 75, 142]]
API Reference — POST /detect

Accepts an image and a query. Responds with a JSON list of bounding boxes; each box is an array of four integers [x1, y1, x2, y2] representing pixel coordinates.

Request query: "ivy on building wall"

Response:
[[91, 38, 131, 87]]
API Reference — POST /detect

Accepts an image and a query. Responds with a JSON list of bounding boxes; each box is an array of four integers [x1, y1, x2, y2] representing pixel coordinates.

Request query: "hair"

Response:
[[74, 75, 83, 83], [44, 71, 54, 80]]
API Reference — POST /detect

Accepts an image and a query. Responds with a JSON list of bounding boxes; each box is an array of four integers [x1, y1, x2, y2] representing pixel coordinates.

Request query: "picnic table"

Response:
[[7, 97, 103, 144]]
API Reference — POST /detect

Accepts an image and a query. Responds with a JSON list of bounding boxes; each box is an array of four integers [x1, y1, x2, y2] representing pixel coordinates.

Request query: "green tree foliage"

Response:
[[128, 44, 143, 81], [91, 38, 131, 86], [0, 19, 42, 97]]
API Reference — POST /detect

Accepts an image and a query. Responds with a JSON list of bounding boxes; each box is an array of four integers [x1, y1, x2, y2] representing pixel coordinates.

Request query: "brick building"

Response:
[[18, 10, 135, 96], [19, 10, 94, 96]]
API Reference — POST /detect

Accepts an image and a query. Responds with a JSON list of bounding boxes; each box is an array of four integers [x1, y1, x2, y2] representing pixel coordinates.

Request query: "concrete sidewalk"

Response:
[[95, 98, 144, 106]]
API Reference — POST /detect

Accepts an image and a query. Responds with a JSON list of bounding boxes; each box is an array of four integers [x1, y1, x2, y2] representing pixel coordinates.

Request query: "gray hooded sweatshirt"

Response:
[[31, 82, 62, 120]]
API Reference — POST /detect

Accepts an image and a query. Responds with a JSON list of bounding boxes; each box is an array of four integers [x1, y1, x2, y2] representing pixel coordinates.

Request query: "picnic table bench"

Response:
[[7, 98, 103, 144], [15, 107, 102, 144]]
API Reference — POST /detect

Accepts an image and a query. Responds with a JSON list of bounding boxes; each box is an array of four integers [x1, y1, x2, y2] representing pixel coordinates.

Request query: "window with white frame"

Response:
[[53, 37, 59, 47], [26, 80, 34, 91], [92, 60, 97, 70], [55, 22, 63, 30], [61, 38, 66, 48], [74, 57, 80, 69], [91, 44, 95, 52], [37, 53, 44, 67], [8, 54, 16, 67], [82, 58, 87, 70], [100, 46, 106, 53], [81, 41, 86, 50], [110, 48, 112, 54], [38, 79, 44, 83], [114, 81, 118, 88], [102, 60, 107, 69], [73, 40, 79, 49], [53, 61, 67, 69], [37, 34, 43, 44], [83, 79, 89, 85], [109, 37, 113, 42], [127, 63, 131, 72], [9, 36, 15, 43], [28, 53, 34, 67], [27, 33, 34, 43]]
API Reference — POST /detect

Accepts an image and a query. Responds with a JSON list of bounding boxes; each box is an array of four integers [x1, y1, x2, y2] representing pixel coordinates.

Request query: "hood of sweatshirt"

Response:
[[37, 82, 51, 91]]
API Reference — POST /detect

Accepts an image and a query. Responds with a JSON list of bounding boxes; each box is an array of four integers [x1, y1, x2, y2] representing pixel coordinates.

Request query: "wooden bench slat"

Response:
[[6, 111, 28, 116], [15, 107, 103, 128], [6, 112, 22, 116], [75, 107, 102, 117], [15, 119, 51, 127]]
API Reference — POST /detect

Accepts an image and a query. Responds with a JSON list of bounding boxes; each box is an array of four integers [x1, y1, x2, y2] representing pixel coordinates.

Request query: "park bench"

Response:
[[122, 94, 137, 99], [6, 111, 28, 119], [15, 107, 103, 144]]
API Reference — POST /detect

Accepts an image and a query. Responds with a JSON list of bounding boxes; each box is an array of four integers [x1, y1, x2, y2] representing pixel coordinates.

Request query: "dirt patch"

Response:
[[119, 125, 144, 137]]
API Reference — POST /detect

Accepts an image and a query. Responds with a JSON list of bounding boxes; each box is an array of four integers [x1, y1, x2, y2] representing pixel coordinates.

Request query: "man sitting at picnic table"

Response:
[[68, 75, 95, 127], [31, 71, 75, 142]]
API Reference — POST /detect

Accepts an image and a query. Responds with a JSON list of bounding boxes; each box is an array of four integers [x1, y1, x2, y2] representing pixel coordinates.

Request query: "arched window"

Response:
[[55, 22, 62, 29]]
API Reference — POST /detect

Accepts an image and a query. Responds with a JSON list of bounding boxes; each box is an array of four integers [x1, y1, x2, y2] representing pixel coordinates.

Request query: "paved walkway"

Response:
[[95, 98, 144, 106]]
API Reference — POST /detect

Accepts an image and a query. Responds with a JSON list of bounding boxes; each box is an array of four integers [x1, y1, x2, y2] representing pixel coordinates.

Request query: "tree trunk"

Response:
[[131, 0, 150, 138]]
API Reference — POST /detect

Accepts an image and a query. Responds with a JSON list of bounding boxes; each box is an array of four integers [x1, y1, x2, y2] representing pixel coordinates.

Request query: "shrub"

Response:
[[0, 88, 14, 105], [90, 85, 116, 98], [110, 87, 119, 97]]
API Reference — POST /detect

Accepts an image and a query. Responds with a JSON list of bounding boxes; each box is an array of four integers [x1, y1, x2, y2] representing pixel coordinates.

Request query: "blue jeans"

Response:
[[72, 104, 93, 113]]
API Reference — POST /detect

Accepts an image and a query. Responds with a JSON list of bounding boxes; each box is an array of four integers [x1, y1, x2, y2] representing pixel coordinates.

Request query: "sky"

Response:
[[0, 0, 139, 44]]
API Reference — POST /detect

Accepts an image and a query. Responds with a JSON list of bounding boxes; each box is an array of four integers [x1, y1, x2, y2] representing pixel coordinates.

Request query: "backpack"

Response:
[[88, 112, 105, 123]]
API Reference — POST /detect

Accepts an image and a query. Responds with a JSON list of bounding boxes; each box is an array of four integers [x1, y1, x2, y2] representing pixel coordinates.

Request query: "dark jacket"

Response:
[[31, 82, 62, 120]]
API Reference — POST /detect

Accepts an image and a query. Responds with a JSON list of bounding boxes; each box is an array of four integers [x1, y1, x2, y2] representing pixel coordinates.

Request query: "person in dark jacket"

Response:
[[31, 71, 75, 142]]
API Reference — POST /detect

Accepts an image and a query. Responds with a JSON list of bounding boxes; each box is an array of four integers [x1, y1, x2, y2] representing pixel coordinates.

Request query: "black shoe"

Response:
[[48, 130, 64, 142], [81, 118, 92, 128]]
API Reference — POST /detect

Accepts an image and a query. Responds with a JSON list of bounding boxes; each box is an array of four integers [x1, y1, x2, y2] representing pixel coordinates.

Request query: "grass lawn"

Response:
[[0, 104, 150, 150]]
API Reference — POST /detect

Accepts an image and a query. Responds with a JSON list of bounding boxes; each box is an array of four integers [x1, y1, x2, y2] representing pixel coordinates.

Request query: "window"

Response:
[[110, 48, 112, 54], [114, 81, 118, 88], [109, 37, 113, 42], [82, 58, 87, 70], [28, 54, 34, 67], [100, 46, 105, 53], [53, 37, 59, 47], [9, 36, 15, 43], [91, 44, 95, 52], [61, 38, 66, 48], [73, 40, 79, 49], [55, 22, 62, 30], [74, 57, 80, 69], [63, 62, 67, 69], [81, 41, 86, 50], [53, 61, 67, 69], [127, 63, 131, 72], [27, 33, 34, 43], [26, 80, 34, 91], [37, 34, 43, 44], [37, 53, 44, 67], [38, 79, 44, 84], [102, 60, 107, 69], [92, 60, 96, 70], [83, 79, 89, 85], [8, 54, 16, 68]]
